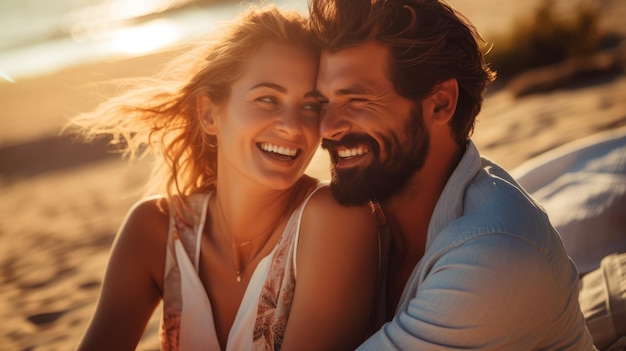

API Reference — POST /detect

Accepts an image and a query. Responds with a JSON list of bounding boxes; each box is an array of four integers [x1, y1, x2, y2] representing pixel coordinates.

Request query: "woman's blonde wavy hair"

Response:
[[68, 4, 319, 218]]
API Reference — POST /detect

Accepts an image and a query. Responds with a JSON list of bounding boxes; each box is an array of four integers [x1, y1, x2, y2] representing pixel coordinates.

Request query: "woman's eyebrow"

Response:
[[249, 82, 286, 93]]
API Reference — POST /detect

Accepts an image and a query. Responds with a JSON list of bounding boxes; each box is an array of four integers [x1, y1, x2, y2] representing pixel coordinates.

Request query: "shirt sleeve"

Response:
[[357, 233, 564, 351]]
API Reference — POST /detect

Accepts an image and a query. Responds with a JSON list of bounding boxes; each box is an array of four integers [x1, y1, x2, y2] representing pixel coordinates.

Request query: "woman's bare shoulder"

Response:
[[113, 196, 171, 290], [305, 186, 374, 222], [123, 196, 169, 232], [116, 195, 171, 255], [301, 185, 378, 239]]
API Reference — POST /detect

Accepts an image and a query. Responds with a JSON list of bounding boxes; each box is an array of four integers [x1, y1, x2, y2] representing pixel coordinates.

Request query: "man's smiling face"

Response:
[[316, 42, 431, 205]]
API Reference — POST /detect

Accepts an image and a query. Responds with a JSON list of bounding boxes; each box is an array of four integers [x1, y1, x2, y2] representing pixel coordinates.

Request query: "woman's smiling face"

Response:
[[212, 42, 321, 190]]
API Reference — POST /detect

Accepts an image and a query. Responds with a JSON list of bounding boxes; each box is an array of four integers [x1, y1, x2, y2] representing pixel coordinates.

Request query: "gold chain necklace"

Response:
[[215, 195, 281, 283]]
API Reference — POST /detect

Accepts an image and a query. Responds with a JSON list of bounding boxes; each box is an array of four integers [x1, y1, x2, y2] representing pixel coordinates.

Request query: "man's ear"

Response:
[[197, 95, 218, 135], [429, 78, 458, 125]]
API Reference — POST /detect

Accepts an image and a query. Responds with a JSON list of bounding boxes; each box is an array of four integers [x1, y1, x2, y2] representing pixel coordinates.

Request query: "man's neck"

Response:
[[381, 180, 434, 319], [381, 141, 464, 317]]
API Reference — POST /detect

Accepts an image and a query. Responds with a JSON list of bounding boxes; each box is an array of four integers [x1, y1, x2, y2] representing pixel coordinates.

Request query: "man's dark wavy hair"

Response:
[[308, 0, 496, 145]]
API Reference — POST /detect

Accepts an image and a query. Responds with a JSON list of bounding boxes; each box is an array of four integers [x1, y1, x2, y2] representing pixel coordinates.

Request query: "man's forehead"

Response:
[[318, 43, 391, 92], [320, 43, 389, 70]]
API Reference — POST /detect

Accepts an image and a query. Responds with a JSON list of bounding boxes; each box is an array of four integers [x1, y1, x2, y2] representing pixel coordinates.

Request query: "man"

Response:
[[309, 0, 596, 349]]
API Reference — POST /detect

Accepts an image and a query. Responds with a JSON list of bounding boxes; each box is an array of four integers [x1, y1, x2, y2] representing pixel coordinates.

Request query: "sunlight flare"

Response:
[[108, 19, 181, 54]]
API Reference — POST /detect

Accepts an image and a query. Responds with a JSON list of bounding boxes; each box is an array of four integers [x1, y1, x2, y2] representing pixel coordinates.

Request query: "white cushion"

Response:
[[512, 128, 626, 274]]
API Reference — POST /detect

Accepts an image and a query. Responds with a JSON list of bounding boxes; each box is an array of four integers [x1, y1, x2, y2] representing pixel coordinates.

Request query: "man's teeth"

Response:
[[338, 146, 368, 158], [260, 142, 297, 157]]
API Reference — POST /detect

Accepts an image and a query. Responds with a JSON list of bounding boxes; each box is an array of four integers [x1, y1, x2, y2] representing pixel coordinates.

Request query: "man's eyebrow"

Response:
[[313, 84, 369, 99], [249, 82, 286, 93], [305, 91, 320, 98], [336, 84, 368, 95]]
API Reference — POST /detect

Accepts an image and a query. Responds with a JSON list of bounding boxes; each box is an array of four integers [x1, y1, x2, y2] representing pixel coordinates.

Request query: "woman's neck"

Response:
[[213, 175, 313, 244]]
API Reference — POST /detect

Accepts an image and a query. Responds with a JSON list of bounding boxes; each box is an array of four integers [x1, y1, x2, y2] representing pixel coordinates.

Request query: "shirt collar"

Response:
[[425, 140, 482, 249]]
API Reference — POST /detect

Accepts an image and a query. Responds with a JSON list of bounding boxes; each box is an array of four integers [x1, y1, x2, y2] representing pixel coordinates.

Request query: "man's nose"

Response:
[[320, 104, 351, 141]]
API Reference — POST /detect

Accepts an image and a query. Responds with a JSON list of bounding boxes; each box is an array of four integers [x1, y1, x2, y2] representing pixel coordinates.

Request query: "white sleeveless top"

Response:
[[160, 185, 325, 350]]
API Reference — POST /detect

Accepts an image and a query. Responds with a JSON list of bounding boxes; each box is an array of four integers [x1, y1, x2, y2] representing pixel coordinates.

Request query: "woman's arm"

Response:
[[76, 198, 169, 351], [281, 186, 380, 351]]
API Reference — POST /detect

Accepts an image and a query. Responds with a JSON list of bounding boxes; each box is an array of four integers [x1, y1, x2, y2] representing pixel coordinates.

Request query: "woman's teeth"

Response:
[[260, 142, 297, 157]]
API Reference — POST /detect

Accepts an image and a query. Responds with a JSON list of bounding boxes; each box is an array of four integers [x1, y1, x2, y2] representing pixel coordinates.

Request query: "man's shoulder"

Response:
[[437, 159, 560, 255], [467, 158, 550, 226]]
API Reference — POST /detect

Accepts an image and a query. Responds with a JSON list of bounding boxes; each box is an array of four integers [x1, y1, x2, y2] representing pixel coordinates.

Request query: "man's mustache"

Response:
[[321, 134, 376, 151]]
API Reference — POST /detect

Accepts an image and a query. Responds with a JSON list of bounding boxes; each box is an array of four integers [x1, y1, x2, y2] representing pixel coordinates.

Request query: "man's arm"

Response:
[[358, 233, 583, 350]]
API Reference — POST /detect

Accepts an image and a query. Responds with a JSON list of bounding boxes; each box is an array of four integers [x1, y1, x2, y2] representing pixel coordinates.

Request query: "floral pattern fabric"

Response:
[[160, 188, 322, 350]]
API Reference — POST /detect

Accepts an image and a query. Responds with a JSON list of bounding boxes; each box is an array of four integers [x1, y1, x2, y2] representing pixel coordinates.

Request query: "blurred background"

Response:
[[0, 0, 624, 350]]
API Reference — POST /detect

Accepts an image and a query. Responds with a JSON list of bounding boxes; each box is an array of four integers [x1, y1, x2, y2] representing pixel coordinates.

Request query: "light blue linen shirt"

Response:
[[358, 141, 596, 350]]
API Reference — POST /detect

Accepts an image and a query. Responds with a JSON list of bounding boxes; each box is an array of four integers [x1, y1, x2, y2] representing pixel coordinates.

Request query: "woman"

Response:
[[72, 5, 381, 351]]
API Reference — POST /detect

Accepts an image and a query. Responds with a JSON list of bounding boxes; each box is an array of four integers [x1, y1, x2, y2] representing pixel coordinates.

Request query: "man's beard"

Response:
[[323, 107, 430, 206]]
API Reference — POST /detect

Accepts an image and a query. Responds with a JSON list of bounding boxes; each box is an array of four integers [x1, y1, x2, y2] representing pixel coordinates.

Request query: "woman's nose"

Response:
[[274, 109, 304, 137]]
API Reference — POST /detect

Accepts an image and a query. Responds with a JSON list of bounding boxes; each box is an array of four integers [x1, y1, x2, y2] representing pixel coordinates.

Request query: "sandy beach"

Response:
[[1, 1, 625, 350]]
